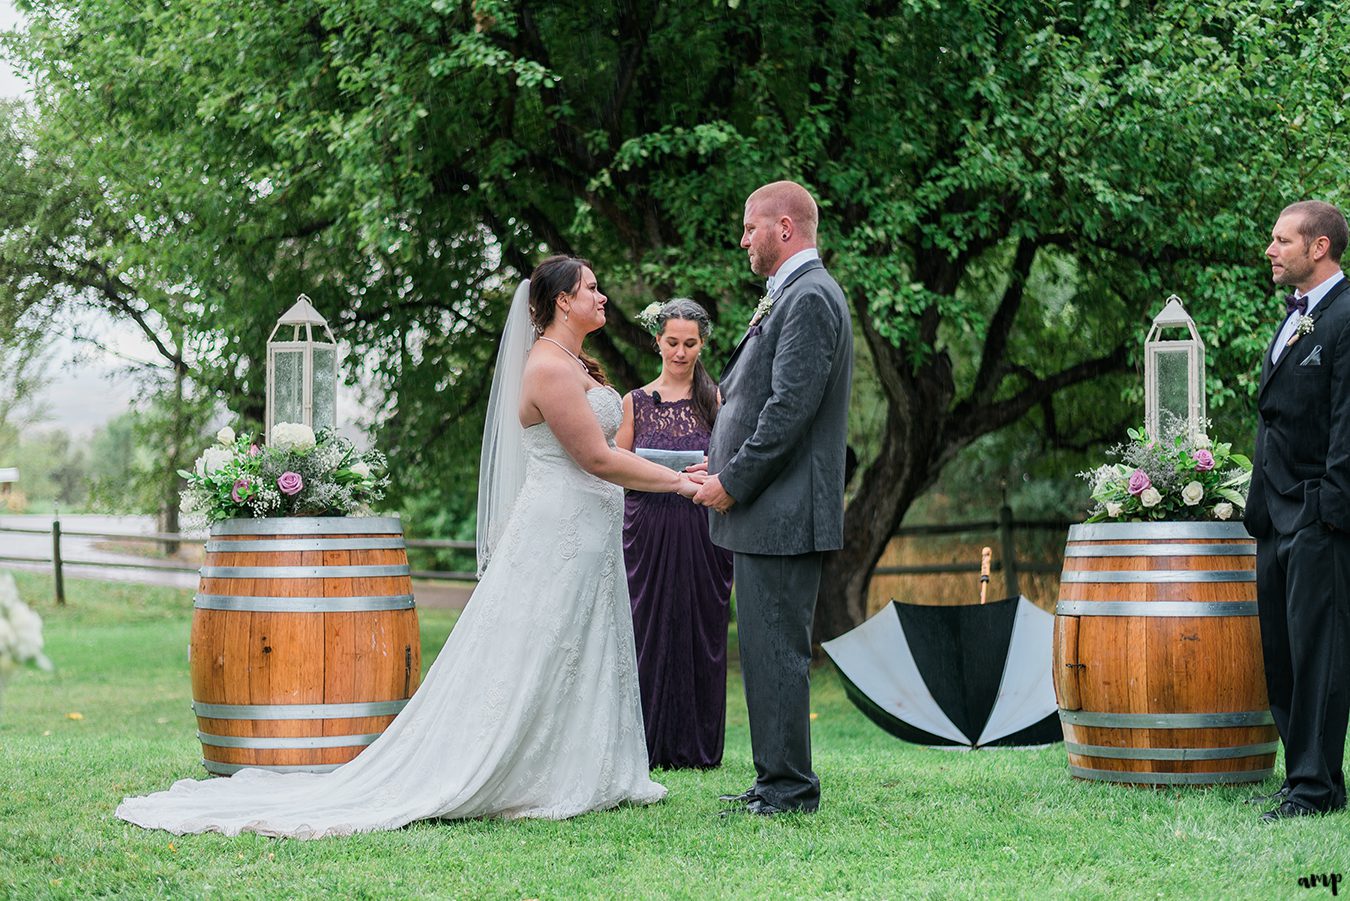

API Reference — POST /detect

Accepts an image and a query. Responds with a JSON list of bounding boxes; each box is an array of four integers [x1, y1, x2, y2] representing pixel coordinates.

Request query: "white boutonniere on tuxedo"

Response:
[[749, 293, 775, 327], [1295, 314, 1316, 337]]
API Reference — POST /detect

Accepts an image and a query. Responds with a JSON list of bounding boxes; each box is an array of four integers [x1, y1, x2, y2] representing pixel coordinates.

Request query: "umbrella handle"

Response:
[[979, 546, 992, 604]]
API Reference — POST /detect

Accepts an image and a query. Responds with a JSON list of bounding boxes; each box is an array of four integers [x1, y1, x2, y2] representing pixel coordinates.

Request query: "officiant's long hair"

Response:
[[529, 255, 608, 387]]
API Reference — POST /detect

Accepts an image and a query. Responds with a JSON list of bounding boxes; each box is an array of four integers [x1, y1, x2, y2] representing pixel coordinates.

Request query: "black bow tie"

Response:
[[1286, 293, 1308, 316]]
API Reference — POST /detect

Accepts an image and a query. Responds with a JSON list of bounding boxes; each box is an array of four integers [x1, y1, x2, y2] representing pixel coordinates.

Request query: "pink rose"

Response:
[[1194, 449, 1215, 472], [230, 477, 254, 503], [277, 471, 304, 496], [1127, 469, 1152, 496]]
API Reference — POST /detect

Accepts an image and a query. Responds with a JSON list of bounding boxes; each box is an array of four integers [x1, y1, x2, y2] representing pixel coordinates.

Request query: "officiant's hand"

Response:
[[693, 474, 735, 513], [683, 460, 708, 474]]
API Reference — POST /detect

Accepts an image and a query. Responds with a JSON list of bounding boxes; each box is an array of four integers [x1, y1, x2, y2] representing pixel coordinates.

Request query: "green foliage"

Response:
[[5, 2, 1350, 622], [1, 570, 1347, 897]]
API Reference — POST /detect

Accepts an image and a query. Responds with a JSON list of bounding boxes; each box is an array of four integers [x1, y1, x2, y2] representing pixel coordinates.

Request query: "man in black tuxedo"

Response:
[[1244, 200, 1350, 822]]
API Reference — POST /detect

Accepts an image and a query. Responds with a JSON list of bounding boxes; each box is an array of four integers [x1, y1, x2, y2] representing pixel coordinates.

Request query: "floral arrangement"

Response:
[[179, 422, 389, 523], [0, 571, 53, 682], [1080, 417, 1252, 523]]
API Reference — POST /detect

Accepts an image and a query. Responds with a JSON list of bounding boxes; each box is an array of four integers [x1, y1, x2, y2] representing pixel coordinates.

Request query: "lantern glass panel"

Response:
[[273, 350, 305, 426], [1153, 346, 1192, 434], [311, 346, 337, 433]]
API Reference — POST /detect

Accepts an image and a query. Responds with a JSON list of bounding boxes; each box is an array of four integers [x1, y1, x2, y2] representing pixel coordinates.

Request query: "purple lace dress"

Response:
[[623, 389, 735, 769]]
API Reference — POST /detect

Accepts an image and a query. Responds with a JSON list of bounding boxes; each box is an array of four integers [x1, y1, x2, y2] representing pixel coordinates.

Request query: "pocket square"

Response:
[[1300, 345, 1323, 366], [745, 323, 764, 339]]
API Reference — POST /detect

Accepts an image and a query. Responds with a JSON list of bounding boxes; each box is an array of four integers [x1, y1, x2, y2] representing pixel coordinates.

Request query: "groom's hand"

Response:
[[693, 474, 736, 513]]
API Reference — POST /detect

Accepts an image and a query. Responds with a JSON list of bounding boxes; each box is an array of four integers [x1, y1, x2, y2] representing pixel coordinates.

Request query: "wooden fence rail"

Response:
[[0, 506, 1074, 605]]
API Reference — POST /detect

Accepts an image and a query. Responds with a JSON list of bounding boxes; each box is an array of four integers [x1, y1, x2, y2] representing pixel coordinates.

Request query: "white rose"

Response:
[[271, 422, 317, 452], [1182, 481, 1204, 506], [216, 426, 236, 446], [1214, 502, 1234, 521], [1105, 501, 1123, 518], [201, 446, 233, 475], [1140, 487, 1162, 508], [350, 461, 372, 479]]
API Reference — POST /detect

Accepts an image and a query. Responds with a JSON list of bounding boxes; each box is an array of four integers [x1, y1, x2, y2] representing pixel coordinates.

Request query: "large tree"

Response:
[[4, 0, 1347, 636]]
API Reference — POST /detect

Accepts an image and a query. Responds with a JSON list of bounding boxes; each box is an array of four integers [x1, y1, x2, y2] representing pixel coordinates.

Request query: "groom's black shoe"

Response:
[[1260, 800, 1320, 823], [718, 798, 810, 818], [1246, 785, 1290, 806], [716, 789, 759, 805]]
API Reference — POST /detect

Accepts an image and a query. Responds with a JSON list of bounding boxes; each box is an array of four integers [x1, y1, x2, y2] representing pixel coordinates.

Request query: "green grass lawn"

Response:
[[0, 570, 1345, 899]]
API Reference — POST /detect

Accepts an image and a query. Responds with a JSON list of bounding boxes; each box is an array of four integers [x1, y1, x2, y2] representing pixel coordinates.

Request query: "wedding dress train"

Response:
[[116, 387, 666, 838]]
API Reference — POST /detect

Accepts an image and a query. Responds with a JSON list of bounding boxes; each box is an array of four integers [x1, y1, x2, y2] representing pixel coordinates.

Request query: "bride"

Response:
[[115, 255, 704, 838]]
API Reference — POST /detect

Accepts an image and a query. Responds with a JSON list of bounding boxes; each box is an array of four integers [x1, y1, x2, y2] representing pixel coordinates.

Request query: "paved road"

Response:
[[0, 514, 473, 609]]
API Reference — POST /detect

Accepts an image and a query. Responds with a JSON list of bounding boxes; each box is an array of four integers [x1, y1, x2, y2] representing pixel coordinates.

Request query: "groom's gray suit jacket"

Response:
[[708, 259, 853, 555]]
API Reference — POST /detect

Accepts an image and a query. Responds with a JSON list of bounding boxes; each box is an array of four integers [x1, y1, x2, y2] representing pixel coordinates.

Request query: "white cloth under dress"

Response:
[[116, 387, 666, 838]]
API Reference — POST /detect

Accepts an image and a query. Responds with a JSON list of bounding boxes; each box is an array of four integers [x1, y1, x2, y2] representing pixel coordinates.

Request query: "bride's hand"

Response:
[[675, 473, 703, 499]]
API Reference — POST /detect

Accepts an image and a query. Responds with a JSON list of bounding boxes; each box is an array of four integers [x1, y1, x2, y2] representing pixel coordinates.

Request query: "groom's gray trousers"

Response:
[[734, 550, 822, 812]]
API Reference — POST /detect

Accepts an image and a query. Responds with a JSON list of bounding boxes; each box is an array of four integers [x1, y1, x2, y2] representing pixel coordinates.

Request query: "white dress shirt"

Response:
[[765, 248, 821, 298], [1273, 270, 1344, 362]]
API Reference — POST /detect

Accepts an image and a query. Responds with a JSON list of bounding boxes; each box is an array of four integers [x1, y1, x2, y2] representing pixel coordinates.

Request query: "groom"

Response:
[[693, 180, 853, 815]]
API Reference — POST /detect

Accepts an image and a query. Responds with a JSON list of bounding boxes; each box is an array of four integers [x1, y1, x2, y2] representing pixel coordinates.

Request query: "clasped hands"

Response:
[[683, 461, 736, 514]]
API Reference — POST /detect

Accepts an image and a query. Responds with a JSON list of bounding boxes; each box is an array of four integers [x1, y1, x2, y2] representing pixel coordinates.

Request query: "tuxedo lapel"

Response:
[[1260, 277, 1349, 399]]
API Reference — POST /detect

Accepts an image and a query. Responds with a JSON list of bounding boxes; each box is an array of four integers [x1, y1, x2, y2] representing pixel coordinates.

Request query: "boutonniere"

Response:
[[749, 293, 775, 327], [1287, 314, 1315, 347]]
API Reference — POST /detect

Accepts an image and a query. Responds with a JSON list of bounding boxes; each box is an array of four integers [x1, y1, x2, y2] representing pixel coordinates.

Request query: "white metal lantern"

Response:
[[1144, 295, 1206, 440], [265, 294, 338, 443]]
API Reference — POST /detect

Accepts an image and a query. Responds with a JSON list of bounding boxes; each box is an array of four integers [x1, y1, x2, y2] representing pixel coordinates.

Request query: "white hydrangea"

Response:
[[271, 422, 316, 452], [216, 426, 236, 446], [195, 446, 233, 477], [0, 572, 53, 672]]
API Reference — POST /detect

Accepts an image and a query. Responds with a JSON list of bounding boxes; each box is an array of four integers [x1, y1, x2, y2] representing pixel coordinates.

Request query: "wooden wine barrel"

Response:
[[190, 516, 421, 775], [1052, 521, 1276, 785]]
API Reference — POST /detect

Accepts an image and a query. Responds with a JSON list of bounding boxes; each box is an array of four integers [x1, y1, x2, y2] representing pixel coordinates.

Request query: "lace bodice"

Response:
[[525, 386, 623, 461], [628, 389, 711, 453]]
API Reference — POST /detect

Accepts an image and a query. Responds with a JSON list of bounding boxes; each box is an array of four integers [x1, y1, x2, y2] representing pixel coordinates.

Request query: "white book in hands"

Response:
[[635, 447, 706, 472]]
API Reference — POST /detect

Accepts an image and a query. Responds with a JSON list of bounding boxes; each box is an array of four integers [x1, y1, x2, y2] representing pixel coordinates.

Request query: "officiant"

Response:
[[616, 299, 735, 769]]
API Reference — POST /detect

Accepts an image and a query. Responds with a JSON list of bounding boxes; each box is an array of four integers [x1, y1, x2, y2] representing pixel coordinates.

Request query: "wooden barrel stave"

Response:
[[190, 518, 419, 775], [1052, 523, 1276, 785]]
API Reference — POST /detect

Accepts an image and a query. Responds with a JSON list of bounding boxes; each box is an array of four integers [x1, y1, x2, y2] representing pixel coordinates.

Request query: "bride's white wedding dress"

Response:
[[116, 387, 666, 838]]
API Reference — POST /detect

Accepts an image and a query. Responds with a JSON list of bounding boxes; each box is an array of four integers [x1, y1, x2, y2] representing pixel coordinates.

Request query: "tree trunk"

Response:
[[160, 348, 187, 557]]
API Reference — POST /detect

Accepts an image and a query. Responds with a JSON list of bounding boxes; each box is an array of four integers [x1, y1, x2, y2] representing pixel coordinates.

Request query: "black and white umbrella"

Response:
[[822, 595, 1061, 747]]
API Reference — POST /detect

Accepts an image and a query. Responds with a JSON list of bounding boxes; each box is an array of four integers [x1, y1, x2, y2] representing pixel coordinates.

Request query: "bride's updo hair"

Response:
[[528, 254, 608, 387]]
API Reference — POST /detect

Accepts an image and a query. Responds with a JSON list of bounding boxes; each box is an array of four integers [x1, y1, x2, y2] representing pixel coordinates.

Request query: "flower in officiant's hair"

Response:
[[1182, 481, 1204, 506], [1127, 469, 1152, 496], [1194, 449, 1215, 471], [637, 302, 663, 333]]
